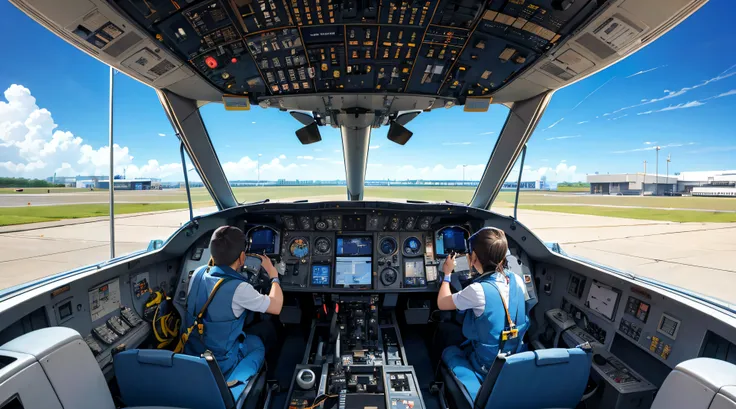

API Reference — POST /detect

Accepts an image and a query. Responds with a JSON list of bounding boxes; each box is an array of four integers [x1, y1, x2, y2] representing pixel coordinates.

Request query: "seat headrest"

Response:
[[535, 349, 570, 366], [136, 350, 175, 367]]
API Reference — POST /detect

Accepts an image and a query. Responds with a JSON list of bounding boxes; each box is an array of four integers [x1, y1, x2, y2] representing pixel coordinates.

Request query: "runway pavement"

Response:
[[1, 204, 734, 303]]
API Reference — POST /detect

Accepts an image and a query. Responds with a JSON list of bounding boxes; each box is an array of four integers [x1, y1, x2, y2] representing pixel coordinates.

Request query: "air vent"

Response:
[[149, 59, 176, 77], [104, 31, 143, 58], [540, 61, 574, 81]]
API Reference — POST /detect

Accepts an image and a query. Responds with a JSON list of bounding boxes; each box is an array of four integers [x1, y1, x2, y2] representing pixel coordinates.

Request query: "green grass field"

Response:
[[555, 186, 590, 192], [2, 186, 736, 226], [0, 203, 192, 226]]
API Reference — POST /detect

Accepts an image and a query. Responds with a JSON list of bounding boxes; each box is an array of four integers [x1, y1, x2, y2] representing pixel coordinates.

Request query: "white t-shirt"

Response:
[[451, 272, 527, 317], [187, 272, 271, 317]]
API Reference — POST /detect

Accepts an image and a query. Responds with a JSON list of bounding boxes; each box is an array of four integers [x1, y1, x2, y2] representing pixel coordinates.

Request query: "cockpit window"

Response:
[[201, 103, 510, 203], [499, 3, 736, 304]]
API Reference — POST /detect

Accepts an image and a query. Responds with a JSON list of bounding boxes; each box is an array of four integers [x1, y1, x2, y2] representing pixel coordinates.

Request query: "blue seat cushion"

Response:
[[442, 345, 483, 401], [115, 350, 227, 409], [228, 335, 265, 400], [486, 348, 591, 409]]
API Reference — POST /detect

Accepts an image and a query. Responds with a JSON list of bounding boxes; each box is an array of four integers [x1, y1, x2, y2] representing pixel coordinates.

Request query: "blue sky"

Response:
[[0, 0, 734, 182]]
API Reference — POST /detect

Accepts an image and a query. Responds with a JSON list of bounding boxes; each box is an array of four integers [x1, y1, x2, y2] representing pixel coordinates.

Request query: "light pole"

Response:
[[257, 153, 262, 186], [642, 160, 647, 196], [655, 146, 661, 195], [462, 164, 467, 185], [666, 154, 671, 193]]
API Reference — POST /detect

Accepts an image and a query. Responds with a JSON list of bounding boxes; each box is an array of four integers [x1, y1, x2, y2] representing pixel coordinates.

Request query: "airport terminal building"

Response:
[[588, 170, 736, 196]]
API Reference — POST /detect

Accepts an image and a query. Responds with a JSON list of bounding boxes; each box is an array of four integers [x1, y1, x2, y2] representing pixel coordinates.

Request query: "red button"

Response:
[[231, 57, 238, 63], [205, 56, 218, 69]]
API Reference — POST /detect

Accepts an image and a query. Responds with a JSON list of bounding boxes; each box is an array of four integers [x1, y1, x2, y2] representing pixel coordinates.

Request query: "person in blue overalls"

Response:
[[436, 227, 529, 394], [181, 226, 283, 377]]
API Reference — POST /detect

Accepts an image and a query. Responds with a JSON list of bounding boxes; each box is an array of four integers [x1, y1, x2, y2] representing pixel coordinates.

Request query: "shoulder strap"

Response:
[[175, 270, 232, 352], [480, 279, 518, 352]]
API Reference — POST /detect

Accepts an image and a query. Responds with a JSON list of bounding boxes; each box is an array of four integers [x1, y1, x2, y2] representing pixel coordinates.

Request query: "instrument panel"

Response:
[[241, 211, 485, 292], [112, 0, 604, 104]]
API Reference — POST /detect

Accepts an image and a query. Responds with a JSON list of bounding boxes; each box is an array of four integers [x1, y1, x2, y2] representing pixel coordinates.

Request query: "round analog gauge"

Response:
[[379, 237, 398, 255], [381, 268, 398, 286], [404, 216, 416, 230], [403, 237, 422, 256], [289, 238, 310, 259], [418, 217, 431, 230], [314, 237, 331, 254]]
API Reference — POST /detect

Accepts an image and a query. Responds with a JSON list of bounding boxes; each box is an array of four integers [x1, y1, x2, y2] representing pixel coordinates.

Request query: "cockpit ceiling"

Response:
[[111, 0, 603, 106]]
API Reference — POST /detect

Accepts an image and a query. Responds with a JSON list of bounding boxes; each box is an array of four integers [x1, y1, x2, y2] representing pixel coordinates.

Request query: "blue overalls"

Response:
[[183, 265, 265, 377], [442, 270, 529, 399]]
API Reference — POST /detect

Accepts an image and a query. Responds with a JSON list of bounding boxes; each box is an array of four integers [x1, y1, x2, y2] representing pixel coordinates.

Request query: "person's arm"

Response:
[[258, 255, 284, 315], [437, 254, 457, 310]]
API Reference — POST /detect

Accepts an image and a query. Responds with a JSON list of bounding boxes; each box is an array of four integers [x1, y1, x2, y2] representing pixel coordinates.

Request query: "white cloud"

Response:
[[545, 135, 581, 141], [279, 154, 286, 159], [314, 148, 323, 152], [507, 161, 584, 183], [477, 131, 495, 135], [222, 156, 301, 180], [612, 142, 696, 154], [297, 155, 314, 160], [570, 76, 616, 110], [542, 117, 564, 131], [158, 133, 166, 137], [576, 121, 589, 125], [626, 66, 665, 78], [251, 121, 256, 124], [0, 84, 190, 180], [644, 141, 656, 145], [333, 149, 342, 153], [367, 163, 486, 181], [637, 100, 705, 115], [604, 67, 736, 116], [611, 114, 628, 120], [703, 89, 736, 100], [441, 142, 472, 146], [369, 145, 380, 150]]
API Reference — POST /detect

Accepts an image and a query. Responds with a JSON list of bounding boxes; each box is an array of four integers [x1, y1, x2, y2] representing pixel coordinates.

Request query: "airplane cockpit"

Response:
[[3, 0, 736, 408]]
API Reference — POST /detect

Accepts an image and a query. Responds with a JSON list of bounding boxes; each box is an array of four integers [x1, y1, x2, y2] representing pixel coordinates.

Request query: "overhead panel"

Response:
[[110, 0, 604, 105]]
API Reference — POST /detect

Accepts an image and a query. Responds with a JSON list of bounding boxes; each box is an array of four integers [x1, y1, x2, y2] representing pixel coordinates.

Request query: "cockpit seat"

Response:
[[651, 357, 736, 409], [440, 346, 592, 409], [114, 348, 266, 409]]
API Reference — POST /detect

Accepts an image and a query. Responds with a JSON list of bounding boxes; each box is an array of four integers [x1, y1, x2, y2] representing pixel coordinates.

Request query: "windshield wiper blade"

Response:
[[242, 199, 270, 205], [293, 199, 309, 203], [406, 199, 428, 204]]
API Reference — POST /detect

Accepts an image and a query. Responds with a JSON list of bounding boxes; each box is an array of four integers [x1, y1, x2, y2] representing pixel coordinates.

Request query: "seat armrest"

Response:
[[203, 351, 236, 409], [473, 354, 507, 409]]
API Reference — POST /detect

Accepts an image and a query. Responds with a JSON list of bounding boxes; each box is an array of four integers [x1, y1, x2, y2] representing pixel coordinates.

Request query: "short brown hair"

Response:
[[209, 226, 246, 266], [468, 227, 508, 273]]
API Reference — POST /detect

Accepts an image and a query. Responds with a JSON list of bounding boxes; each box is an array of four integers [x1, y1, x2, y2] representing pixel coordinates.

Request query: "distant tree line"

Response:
[[0, 177, 64, 188], [558, 182, 590, 188]]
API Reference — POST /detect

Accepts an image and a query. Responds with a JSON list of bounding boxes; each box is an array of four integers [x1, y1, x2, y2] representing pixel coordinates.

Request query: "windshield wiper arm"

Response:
[[406, 199, 428, 204]]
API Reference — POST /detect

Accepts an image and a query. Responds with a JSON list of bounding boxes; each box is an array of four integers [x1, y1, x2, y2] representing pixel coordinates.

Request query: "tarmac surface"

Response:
[[0, 202, 734, 303]]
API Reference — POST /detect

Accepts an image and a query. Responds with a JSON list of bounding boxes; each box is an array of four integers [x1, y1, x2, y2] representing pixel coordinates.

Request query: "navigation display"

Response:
[[336, 236, 372, 256], [249, 228, 275, 254], [436, 227, 468, 256], [586, 281, 620, 321], [335, 256, 372, 287], [311, 265, 331, 286], [405, 260, 425, 278]]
